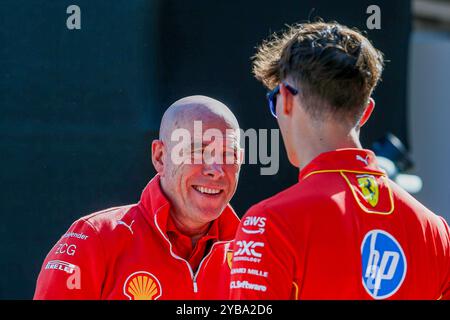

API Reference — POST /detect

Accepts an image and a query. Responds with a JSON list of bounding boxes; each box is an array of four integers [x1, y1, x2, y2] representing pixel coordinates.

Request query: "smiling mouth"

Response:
[[192, 185, 223, 195]]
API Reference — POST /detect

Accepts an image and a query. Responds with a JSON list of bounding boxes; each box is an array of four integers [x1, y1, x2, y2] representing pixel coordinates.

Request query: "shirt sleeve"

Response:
[[229, 205, 297, 300], [33, 219, 106, 300]]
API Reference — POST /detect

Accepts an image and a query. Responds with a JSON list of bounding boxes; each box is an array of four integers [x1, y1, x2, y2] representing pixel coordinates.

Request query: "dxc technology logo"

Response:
[[361, 229, 407, 299]]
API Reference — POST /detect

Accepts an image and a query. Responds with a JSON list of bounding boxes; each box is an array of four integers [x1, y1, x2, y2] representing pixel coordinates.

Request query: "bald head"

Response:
[[159, 95, 240, 143], [152, 95, 242, 233]]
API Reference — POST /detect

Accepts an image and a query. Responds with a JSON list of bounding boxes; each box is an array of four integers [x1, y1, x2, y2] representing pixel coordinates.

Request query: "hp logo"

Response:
[[361, 230, 407, 299]]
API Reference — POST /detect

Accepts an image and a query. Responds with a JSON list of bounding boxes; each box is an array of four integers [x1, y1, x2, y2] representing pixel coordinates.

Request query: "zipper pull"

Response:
[[193, 281, 198, 293]]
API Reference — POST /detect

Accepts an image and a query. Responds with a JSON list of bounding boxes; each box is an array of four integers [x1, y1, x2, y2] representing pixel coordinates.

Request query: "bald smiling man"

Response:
[[34, 96, 242, 300]]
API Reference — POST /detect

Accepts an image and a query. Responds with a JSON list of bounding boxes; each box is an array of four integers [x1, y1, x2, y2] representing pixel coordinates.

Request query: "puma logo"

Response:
[[356, 155, 370, 166], [117, 220, 135, 235]]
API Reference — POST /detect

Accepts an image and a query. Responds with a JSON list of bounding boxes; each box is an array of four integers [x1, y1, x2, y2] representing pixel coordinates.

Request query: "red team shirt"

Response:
[[229, 149, 450, 300], [34, 175, 239, 300]]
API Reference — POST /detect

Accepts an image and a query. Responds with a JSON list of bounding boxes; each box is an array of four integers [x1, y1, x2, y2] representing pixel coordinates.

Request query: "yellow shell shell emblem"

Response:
[[357, 174, 379, 207], [123, 271, 162, 300]]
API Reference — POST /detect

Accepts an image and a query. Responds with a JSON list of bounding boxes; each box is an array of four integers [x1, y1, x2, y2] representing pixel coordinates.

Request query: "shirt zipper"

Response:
[[192, 240, 228, 293], [153, 209, 229, 294], [193, 281, 198, 293]]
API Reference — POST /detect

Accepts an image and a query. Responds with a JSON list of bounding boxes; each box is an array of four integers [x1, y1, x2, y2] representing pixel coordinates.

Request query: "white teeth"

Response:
[[194, 186, 221, 195]]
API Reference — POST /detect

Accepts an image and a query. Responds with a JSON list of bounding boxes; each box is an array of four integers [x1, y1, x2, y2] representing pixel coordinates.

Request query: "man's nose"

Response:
[[202, 162, 225, 179]]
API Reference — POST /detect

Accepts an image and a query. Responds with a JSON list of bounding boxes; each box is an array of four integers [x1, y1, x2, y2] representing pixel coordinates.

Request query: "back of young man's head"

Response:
[[253, 21, 385, 125]]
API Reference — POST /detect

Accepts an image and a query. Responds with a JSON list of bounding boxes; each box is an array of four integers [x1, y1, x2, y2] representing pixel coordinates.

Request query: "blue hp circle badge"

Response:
[[361, 230, 407, 299]]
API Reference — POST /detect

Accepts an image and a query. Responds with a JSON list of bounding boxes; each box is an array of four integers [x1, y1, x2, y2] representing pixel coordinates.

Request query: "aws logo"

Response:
[[242, 216, 266, 234], [123, 271, 162, 300]]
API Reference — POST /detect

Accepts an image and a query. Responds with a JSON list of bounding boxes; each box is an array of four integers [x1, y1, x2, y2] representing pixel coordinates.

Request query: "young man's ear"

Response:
[[359, 98, 375, 127], [151, 140, 165, 175], [279, 83, 295, 116]]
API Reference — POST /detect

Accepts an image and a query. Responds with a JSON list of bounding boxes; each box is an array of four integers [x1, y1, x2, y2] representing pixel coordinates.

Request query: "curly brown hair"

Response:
[[253, 21, 385, 123]]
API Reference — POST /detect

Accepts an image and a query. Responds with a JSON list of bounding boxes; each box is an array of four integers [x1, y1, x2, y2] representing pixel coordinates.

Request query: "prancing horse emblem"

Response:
[[357, 174, 379, 207]]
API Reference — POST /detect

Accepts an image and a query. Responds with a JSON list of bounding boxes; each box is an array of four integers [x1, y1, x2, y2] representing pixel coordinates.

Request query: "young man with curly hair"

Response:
[[229, 22, 450, 300]]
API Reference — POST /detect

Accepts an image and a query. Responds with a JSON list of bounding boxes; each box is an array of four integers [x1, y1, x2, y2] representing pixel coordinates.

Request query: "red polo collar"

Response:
[[165, 215, 219, 243], [299, 148, 386, 181], [165, 213, 219, 272]]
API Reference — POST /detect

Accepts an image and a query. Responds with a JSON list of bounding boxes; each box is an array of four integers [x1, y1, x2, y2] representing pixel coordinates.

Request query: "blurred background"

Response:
[[0, 0, 449, 299]]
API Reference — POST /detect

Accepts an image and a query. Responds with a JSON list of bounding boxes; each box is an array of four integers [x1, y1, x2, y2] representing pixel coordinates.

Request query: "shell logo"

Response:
[[123, 271, 162, 300]]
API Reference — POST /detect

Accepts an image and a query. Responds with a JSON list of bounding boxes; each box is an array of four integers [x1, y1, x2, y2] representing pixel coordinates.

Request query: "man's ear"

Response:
[[151, 140, 165, 174], [279, 83, 294, 116], [359, 98, 375, 127]]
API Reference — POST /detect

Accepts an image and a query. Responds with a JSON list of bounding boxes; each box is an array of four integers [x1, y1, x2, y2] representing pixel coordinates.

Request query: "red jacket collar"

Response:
[[139, 175, 239, 241], [166, 210, 220, 241], [299, 148, 386, 181]]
